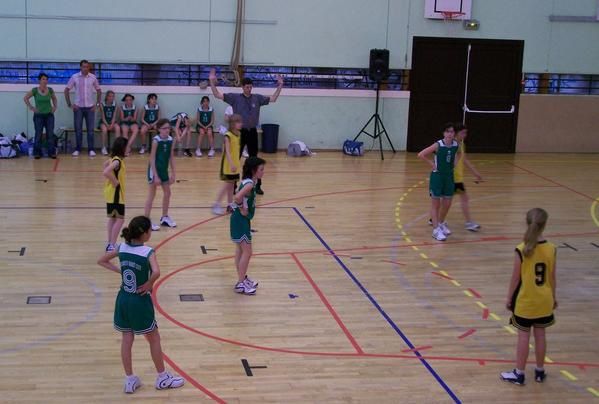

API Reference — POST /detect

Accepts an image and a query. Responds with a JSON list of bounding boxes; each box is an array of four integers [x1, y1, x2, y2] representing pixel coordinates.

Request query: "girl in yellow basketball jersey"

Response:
[[103, 137, 128, 252], [501, 208, 557, 385]]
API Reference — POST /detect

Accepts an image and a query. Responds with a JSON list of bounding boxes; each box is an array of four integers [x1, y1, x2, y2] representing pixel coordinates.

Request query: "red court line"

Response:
[[290, 253, 364, 354], [163, 353, 226, 403], [381, 259, 406, 266], [52, 157, 60, 172], [458, 329, 476, 339], [153, 256, 599, 370], [482, 309, 489, 320], [401, 345, 433, 353], [467, 288, 482, 298], [432, 272, 454, 281], [508, 162, 596, 202]]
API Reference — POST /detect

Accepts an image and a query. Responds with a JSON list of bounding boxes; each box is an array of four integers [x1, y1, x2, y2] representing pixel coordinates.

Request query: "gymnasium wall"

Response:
[[516, 95, 599, 153], [1, 0, 598, 151]]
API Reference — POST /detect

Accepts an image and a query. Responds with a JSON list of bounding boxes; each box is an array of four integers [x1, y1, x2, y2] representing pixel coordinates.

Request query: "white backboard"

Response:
[[425, 0, 472, 20]]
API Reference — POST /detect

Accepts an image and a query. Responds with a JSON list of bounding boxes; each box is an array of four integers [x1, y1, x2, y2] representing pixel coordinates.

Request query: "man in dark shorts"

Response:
[[208, 68, 283, 195]]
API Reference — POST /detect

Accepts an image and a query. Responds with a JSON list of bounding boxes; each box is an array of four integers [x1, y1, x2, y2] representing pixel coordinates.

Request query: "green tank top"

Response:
[[144, 104, 159, 123], [434, 139, 459, 175], [153, 135, 173, 172], [102, 102, 116, 122], [122, 104, 136, 120], [235, 179, 256, 220], [118, 243, 154, 293], [32, 87, 54, 114], [198, 107, 213, 126]]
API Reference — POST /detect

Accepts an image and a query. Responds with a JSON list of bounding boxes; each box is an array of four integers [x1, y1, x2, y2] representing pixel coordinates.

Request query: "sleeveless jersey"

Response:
[[235, 179, 256, 220], [512, 241, 556, 319], [434, 139, 459, 175], [198, 107, 213, 126], [122, 104, 136, 121], [222, 131, 241, 175], [144, 104, 159, 124], [118, 243, 154, 294], [152, 135, 173, 174], [102, 102, 116, 122], [103, 156, 126, 204], [454, 140, 465, 183]]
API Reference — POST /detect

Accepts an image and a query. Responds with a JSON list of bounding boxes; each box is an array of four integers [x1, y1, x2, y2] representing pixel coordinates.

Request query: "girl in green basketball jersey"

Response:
[[120, 94, 139, 155], [97, 216, 185, 394], [418, 122, 461, 241], [137, 93, 160, 155], [99, 90, 121, 155], [195, 96, 215, 157], [230, 156, 266, 295], [144, 118, 177, 231]]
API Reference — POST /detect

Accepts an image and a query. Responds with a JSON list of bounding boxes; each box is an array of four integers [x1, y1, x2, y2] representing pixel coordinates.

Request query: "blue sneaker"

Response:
[[500, 369, 525, 385]]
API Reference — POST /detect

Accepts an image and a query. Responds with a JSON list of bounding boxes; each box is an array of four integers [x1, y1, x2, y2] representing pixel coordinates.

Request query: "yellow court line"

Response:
[[591, 198, 599, 228], [504, 326, 516, 335], [560, 370, 578, 381], [587, 388, 599, 398], [412, 246, 420, 251], [463, 290, 473, 297], [429, 261, 438, 268], [404, 237, 412, 243], [545, 356, 554, 363], [397, 224, 403, 229], [476, 301, 487, 309], [419, 253, 428, 259], [490, 313, 502, 321], [440, 270, 449, 276], [399, 197, 404, 201], [451, 280, 461, 287], [401, 231, 407, 236]]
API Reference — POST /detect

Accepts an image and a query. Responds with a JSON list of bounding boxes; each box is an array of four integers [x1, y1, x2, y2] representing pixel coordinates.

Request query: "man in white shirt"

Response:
[[64, 60, 102, 156]]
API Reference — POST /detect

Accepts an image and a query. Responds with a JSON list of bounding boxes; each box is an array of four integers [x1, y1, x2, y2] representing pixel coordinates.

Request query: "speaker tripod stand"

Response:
[[353, 82, 396, 160]]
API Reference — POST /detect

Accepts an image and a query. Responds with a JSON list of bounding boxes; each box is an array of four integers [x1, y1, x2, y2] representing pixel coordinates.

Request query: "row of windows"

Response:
[[0, 62, 407, 90], [1, 62, 597, 95], [523, 73, 599, 95]]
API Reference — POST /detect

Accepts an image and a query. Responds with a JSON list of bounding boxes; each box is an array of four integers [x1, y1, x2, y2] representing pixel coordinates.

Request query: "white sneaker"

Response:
[[139, 146, 145, 154], [151, 223, 161, 231], [234, 281, 256, 295], [105, 243, 115, 252], [208, 149, 215, 158], [155, 371, 184, 390], [242, 149, 249, 158], [244, 275, 258, 288], [124, 375, 142, 394], [432, 227, 447, 241], [160, 216, 177, 227], [212, 203, 225, 215], [101, 147, 108, 156], [72, 150, 80, 157], [465, 221, 481, 232], [439, 222, 452, 235], [89, 150, 96, 157], [195, 148, 202, 157]]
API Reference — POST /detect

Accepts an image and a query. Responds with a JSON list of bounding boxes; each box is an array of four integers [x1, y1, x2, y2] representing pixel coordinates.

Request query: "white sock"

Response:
[[515, 369, 524, 375], [158, 371, 167, 378], [536, 367, 545, 372], [126, 374, 137, 382]]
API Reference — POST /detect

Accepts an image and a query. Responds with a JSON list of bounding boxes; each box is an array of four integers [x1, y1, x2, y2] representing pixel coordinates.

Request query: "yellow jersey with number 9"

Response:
[[512, 241, 556, 319]]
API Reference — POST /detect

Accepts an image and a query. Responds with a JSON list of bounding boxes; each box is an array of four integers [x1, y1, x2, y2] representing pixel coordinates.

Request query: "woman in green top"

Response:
[[23, 73, 58, 159]]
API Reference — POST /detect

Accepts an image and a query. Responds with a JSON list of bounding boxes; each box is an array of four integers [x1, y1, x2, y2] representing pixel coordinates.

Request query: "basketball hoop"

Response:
[[440, 11, 465, 21]]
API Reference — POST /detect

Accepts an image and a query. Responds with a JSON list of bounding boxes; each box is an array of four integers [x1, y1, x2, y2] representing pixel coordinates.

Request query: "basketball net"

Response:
[[440, 11, 465, 36]]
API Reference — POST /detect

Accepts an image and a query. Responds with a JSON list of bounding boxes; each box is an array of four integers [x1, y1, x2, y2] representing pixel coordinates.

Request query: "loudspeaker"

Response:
[[369, 49, 390, 82]]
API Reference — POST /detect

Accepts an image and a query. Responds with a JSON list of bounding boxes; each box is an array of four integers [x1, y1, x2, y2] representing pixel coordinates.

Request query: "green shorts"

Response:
[[230, 212, 252, 243], [147, 165, 169, 183], [113, 290, 157, 335], [429, 171, 454, 199]]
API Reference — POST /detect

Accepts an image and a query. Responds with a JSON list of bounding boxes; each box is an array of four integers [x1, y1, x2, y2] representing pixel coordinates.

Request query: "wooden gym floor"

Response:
[[0, 151, 598, 403]]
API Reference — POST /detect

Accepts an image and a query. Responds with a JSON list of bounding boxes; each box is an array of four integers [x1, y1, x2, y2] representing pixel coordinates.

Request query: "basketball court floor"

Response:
[[1, 151, 598, 403]]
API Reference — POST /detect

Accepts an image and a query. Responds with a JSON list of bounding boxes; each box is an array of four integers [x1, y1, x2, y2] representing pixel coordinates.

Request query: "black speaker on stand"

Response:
[[354, 49, 396, 160]]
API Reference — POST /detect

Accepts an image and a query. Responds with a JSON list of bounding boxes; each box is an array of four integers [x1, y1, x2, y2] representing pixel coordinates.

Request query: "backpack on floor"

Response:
[[287, 140, 312, 157], [342, 139, 364, 156], [0, 134, 18, 158]]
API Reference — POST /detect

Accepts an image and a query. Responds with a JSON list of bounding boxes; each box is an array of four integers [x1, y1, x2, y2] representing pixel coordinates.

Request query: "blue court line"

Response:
[[293, 207, 461, 404]]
